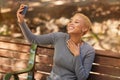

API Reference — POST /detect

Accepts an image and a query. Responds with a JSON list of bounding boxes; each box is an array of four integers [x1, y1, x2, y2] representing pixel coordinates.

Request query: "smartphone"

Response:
[[21, 5, 28, 15]]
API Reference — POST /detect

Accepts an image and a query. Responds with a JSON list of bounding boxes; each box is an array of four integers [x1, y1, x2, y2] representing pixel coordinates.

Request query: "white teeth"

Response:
[[69, 26, 74, 30]]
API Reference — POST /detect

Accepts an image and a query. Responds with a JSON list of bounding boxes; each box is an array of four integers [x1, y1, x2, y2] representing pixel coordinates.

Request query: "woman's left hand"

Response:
[[67, 40, 80, 56]]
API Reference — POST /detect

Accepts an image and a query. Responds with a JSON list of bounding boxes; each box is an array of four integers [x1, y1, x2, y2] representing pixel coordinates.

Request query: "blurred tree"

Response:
[[0, 0, 119, 52], [0, 7, 3, 23]]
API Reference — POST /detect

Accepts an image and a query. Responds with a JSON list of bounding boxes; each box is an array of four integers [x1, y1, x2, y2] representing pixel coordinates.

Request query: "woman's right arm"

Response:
[[17, 4, 56, 45]]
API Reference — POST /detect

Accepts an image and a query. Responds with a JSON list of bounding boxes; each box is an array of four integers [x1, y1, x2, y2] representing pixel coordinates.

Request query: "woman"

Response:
[[17, 4, 95, 80]]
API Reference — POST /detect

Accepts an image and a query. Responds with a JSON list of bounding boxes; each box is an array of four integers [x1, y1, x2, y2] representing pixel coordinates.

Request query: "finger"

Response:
[[68, 40, 76, 47], [66, 40, 69, 44], [67, 44, 70, 49], [20, 4, 25, 8], [67, 40, 78, 50], [77, 43, 80, 48], [67, 41, 70, 48], [67, 41, 72, 49], [67, 40, 71, 47], [67, 40, 71, 46], [19, 4, 26, 10], [17, 9, 24, 13]]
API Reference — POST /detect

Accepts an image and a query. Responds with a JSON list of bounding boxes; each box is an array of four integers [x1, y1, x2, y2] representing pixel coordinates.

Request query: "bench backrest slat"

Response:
[[91, 64, 120, 76], [94, 55, 120, 67]]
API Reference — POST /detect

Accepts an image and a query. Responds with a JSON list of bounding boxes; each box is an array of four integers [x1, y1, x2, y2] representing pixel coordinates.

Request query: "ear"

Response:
[[81, 27, 88, 35], [82, 27, 88, 32]]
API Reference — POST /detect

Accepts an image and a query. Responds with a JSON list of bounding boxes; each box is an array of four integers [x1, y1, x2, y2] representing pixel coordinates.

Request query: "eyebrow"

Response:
[[76, 19, 81, 21]]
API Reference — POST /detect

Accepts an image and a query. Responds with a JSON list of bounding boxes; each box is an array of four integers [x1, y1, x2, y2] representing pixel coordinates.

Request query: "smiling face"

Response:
[[67, 13, 91, 36]]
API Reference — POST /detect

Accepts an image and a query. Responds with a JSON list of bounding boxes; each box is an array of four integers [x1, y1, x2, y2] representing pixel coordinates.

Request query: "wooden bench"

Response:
[[0, 36, 120, 80]]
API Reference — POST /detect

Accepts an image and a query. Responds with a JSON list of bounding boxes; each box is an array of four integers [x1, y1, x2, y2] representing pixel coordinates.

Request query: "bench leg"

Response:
[[3, 73, 12, 80], [27, 71, 35, 80], [13, 74, 19, 80]]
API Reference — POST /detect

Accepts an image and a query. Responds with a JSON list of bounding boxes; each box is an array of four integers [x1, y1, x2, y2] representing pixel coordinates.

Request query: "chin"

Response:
[[67, 29, 73, 33], [67, 31, 75, 34], [67, 31, 82, 35]]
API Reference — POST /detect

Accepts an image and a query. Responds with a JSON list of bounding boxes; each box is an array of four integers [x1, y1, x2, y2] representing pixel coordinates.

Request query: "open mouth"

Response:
[[68, 26, 75, 31]]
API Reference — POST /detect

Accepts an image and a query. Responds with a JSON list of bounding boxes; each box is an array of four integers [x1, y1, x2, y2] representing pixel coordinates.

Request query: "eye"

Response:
[[75, 21, 79, 23]]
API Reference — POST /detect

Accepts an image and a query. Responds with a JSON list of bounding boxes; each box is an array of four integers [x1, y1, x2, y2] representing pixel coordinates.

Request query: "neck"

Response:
[[69, 34, 82, 45]]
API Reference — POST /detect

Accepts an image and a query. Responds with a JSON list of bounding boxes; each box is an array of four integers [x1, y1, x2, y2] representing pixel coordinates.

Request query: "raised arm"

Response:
[[17, 4, 56, 45]]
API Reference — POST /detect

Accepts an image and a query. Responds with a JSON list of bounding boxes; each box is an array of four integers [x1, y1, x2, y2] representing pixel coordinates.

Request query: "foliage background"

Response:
[[0, 0, 120, 53]]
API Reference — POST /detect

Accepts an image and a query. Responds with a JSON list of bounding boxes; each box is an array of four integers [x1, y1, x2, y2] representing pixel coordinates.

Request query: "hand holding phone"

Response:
[[17, 4, 28, 23], [20, 5, 28, 15]]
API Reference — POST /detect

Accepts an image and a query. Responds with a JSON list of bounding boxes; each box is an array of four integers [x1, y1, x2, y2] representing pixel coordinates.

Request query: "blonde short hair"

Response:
[[73, 12, 92, 35]]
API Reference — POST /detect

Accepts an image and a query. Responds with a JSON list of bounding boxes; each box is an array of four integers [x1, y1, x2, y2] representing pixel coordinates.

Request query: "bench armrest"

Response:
[[3, 43, 38, 80]]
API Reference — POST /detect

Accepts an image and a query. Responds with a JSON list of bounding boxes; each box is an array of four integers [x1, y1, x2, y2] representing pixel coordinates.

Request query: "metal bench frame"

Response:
[[3, 44, 37, 80]]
